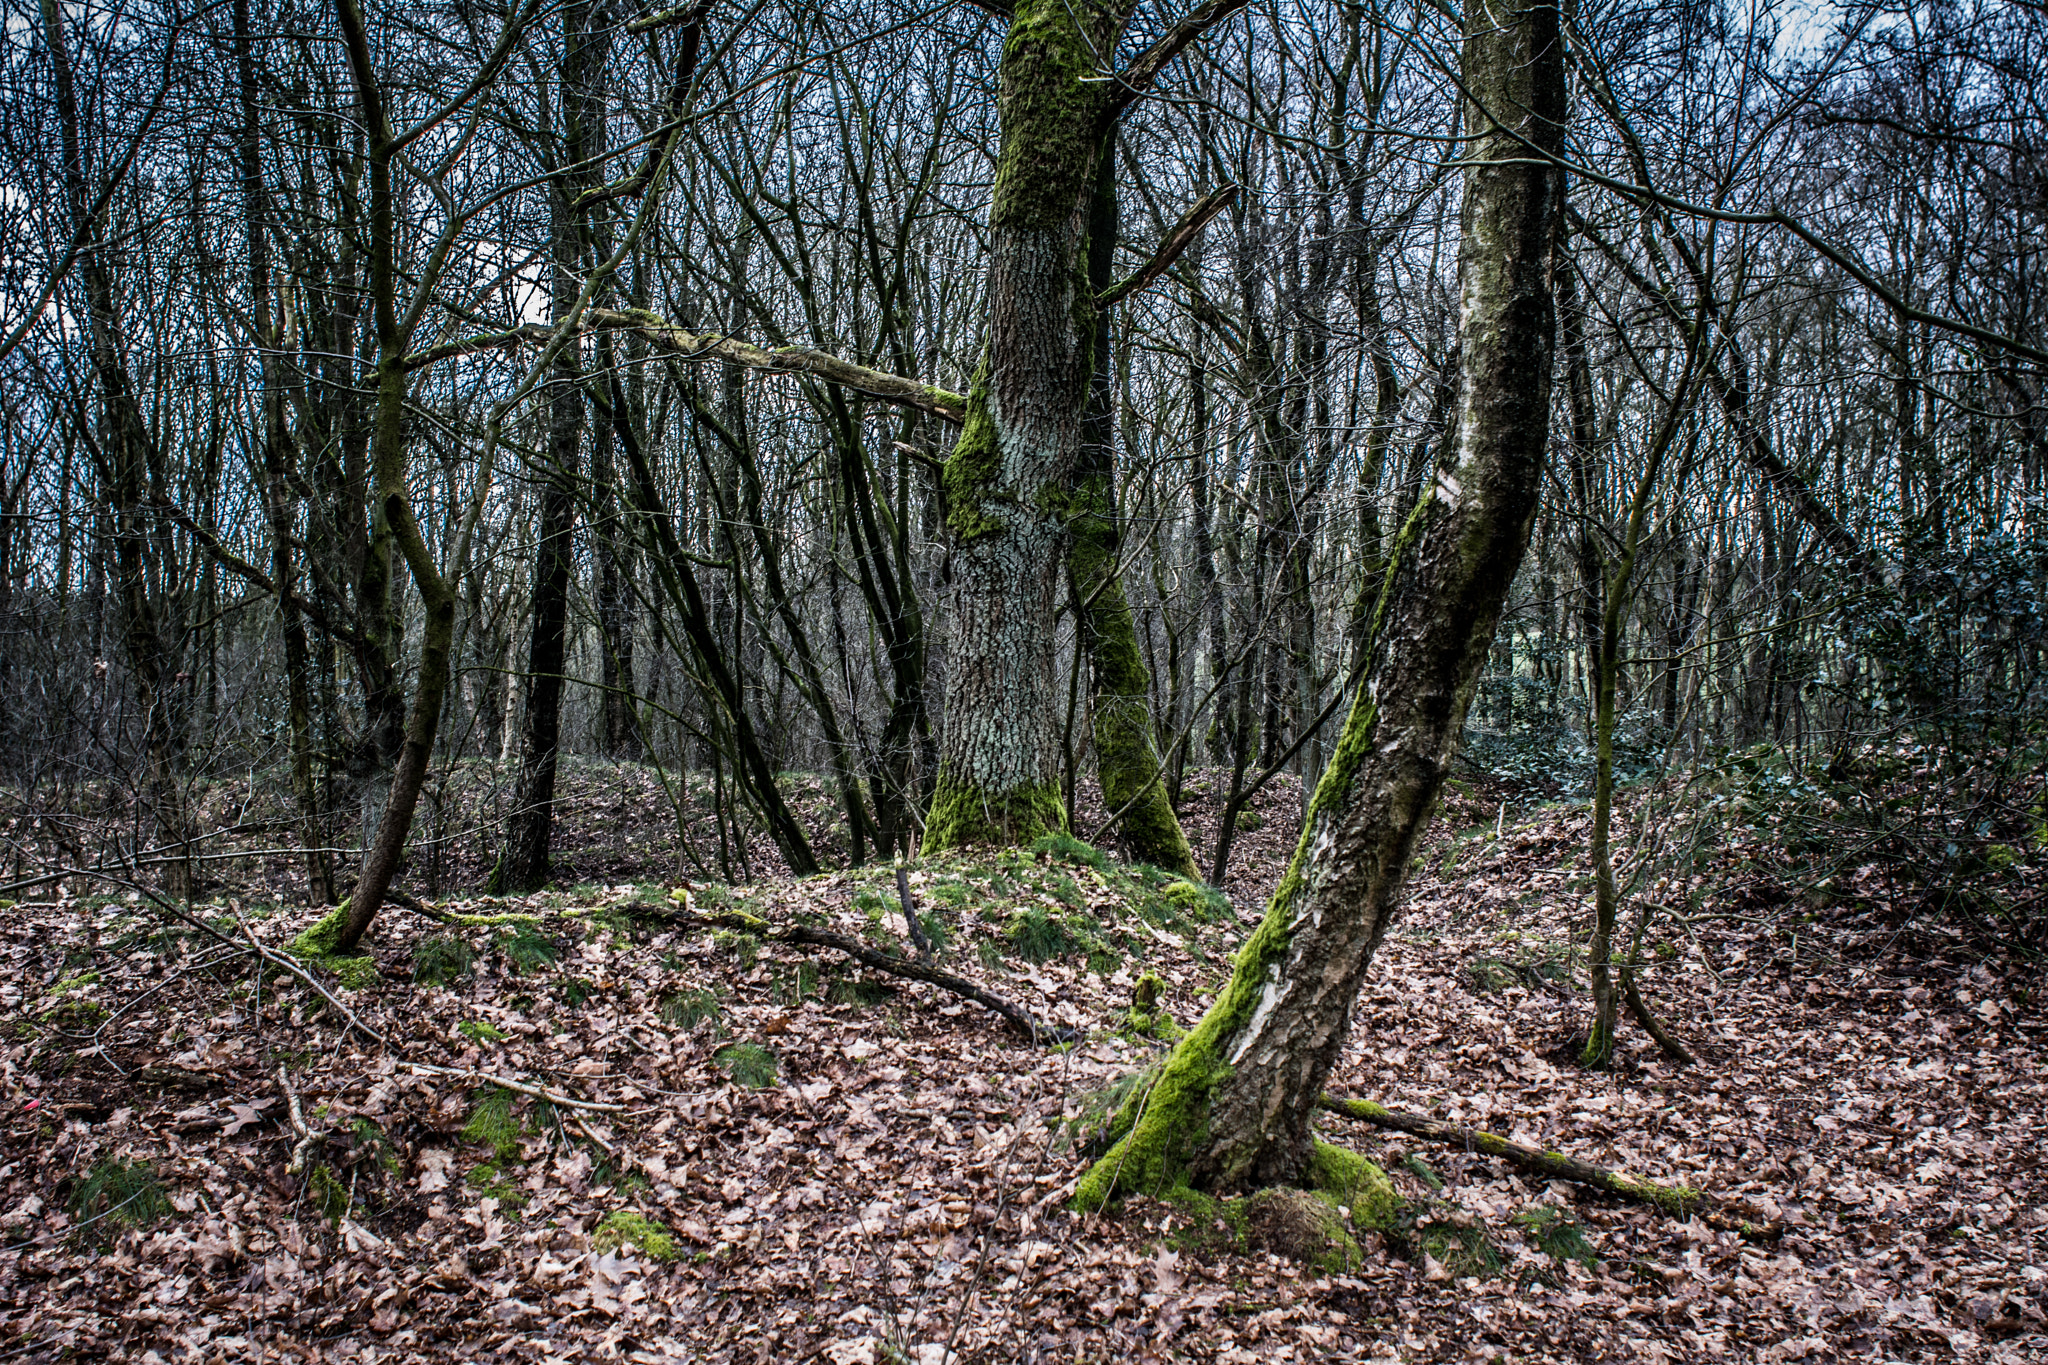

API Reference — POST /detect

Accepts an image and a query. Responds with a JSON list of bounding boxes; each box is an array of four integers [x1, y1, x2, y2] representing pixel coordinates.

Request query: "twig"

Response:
[[234, 914, 388, 1046], [897, 865, 931, 962], [1318, 1094, 1704, 1216], [276, 1063, 327, 1175], [404, 1063, 628, 1114]]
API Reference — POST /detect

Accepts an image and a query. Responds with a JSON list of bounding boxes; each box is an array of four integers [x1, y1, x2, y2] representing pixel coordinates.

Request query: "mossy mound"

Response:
[[1149, 1147, 1400, 1275], [1245, 1187, 1363, 1272]]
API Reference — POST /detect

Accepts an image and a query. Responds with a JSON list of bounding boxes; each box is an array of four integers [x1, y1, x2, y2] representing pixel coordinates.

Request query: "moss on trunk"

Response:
[[924, 776, 1067, 851]]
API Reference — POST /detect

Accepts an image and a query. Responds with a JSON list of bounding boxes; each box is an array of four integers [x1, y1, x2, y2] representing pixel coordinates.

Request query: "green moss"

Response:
[[287, 902, 351, 957], [1032, 830, 1108, 870], [308, 1164, 352, 1223], [1512, 1204, 1597, 1269], [592, 1210, 677, 1262], [467, 1163, 531, 1210], [1306, 1140, 1400, 1229], [457, 1020, 508, 1044], [287, 901, 382, 990], [445, 910, 542, 927], [1155, 879, 1228, 925], [942, 374, 1005, 541], [990, 0, 1105, 230], [1245, 1186, 1365, 1273], [924, 775, 1066, 853]]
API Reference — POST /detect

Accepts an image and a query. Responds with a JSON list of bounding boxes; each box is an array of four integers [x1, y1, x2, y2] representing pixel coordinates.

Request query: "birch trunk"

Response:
[[1078, 0, 1565, 1201]]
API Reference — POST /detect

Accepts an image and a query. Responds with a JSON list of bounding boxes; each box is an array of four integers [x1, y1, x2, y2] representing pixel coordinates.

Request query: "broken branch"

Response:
[[1318, 1093, 1705, 1216], [1096, 185, 1240, 309]]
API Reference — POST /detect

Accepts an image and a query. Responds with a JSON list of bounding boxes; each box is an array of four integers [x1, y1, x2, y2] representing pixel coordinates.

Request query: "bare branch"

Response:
[[1096, 184, 1239, 308]]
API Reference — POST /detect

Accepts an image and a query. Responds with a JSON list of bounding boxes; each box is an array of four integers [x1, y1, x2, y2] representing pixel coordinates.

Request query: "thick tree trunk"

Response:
[[923, 0, 1130, 853], [1078, 0, 1565, 1203]]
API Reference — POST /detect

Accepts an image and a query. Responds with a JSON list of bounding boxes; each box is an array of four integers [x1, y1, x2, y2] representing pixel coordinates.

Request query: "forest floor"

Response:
[[1, 761, 2044, 1362]]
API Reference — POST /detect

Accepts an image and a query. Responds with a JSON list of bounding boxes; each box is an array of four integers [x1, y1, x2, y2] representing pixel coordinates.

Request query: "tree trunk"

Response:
[[1071, 138, 1200, 877], [923, 0, 1131, 853], [1078, 0, 1565, 1202], [45, 0, 193, 898]]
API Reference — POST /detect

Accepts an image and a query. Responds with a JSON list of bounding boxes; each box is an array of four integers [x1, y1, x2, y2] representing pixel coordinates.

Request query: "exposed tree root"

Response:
[[637, 901, 1082, 1044]]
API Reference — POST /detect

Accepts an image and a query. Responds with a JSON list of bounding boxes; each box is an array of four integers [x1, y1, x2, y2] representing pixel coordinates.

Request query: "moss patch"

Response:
[[287, 902, 381, 991], [593, 1209, 677, 1262], [1245, 1187, 1364, 1272], [924, 776, 1066, 854], [1307, 1140, 1401, 1228]]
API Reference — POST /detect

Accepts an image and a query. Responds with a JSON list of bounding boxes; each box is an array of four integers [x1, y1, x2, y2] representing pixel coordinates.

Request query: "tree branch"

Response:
[[402, 308, 967, 423], [1096, 184, 1240, 309], [641, 901, 1080, 1043], [1318, 1094, 1705, 1215], [1110, 0, 1252, 113]]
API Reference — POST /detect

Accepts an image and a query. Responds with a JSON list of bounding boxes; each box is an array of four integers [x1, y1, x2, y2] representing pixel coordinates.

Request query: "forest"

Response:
[[0, 0, 2043, 1357]]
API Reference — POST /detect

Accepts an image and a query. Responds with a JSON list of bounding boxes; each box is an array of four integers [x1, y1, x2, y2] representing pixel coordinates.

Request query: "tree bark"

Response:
[[1078, 0, 1565, 1202], [1070, 137, 1200, 877], [923, 0, 1133, 853], [492, 0, 608, 894]]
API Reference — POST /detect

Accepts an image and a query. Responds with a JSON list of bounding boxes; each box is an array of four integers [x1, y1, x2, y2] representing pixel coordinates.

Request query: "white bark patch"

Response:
[[1229, 965, 1287, 1064]]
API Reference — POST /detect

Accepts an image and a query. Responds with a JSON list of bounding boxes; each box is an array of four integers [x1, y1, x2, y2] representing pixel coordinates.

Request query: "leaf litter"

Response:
[[0, 763, 2041, 1362]]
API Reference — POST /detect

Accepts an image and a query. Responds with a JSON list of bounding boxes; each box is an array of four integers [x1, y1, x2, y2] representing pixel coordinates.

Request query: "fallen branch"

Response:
[[1318, 1094, 1704, 1216], [404, 1063, 628, 1114], [234, 913, 388, 1046], [644, 901, 1082, 1044], [276, 1063, 327, 1175]]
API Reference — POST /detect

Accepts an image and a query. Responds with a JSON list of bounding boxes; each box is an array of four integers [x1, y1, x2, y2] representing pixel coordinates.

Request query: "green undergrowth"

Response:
[[66, 1156, 171, 1244]]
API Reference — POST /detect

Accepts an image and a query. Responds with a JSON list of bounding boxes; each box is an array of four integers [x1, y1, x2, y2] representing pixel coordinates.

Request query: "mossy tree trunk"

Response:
[[1069, 138, 1201, 879], [1077, 0, 1566, 1204], [924, 0, 1135, 854]]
